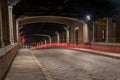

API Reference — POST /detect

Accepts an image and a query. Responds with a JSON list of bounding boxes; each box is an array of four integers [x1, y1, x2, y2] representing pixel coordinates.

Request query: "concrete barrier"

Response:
[[0, 43, 19, 80]]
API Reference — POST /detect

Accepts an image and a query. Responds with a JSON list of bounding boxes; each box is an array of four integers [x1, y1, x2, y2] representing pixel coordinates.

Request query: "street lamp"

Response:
[[86, 15, 91, 21]]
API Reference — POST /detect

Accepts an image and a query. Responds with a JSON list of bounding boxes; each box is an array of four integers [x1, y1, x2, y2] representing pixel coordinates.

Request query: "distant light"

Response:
[[86, 15, 91, 20]]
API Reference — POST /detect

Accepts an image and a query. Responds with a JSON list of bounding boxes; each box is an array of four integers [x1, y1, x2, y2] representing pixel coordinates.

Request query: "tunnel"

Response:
[[0, 0, 120, 80]]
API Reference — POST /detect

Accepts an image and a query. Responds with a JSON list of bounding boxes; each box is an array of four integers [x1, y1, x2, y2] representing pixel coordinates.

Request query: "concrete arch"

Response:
[[18, 16, 84, 26], [18, 16, 85, 44]]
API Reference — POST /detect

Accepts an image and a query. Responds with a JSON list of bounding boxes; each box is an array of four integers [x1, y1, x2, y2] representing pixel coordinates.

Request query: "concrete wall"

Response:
[[0, 44, 19, 80], [96, 18, 118, 42]]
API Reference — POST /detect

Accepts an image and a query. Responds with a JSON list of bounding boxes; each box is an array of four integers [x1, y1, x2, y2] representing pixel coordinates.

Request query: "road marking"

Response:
[[30, 50, 54, 80]]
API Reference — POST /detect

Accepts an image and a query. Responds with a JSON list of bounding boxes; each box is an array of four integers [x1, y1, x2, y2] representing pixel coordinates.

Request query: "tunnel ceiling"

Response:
[[7, 0, 120, 43]]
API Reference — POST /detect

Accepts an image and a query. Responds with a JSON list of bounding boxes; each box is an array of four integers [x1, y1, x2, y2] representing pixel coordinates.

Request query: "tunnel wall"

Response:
[[0, 43, 19, 80]]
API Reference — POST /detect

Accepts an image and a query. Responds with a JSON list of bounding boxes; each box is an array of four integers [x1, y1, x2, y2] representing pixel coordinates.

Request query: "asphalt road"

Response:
[[31, 49, 120, 80]]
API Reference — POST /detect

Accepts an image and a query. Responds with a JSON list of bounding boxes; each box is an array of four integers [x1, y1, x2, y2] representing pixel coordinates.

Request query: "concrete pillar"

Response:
[[56, 32, 60, 44], [57, 34, 60, 44], [8, 6, 14, 44], [44, 39, 47, 45], [66, 30, 69, 43], [70, 27, 75, 44], [83, 23, 89, 43], [16, 20, 19, 42], [0, 24, 4, 47], [69, 27, 72, 43], [64, 27, 69, 43], [106, 18, 112, 42], [1, 0, 10, 46], [0, 3, 4, 47], [75, 26, 80, 44], [0, 21, 2, 47], [92, 21, 98, 42], [13, 14, 17, 42], [49, 38, 52, 44]]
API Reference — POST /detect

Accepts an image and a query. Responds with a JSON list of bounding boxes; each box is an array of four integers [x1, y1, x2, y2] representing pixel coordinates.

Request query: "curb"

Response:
[[69, 48, 120, 59]]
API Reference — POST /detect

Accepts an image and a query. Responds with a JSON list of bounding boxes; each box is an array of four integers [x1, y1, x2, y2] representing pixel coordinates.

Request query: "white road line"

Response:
[[30, 49, 54, 80]]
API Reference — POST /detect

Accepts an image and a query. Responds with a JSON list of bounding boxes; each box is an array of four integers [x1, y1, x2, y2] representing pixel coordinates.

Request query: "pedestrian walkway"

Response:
[[5, 48, 47, 80], [72, 48, 120, 59]]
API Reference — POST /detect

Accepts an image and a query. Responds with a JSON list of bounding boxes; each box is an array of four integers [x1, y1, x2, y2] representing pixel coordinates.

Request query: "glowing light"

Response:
[[30, 43, 120, 53], [30, 43, 84, 50], [86, 15, 91, 20]]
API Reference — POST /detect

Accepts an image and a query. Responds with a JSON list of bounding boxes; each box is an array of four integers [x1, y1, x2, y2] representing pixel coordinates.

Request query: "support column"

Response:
[[64, 27, 69, 43], [8, 6, 14, 44], [13, 14, 17, 42], [16, 20, 19, 42], [0, 21, 2, 47], [75, 26, 80, 44], [49, 37, 52, 44], [106, 18, 112, 42], [92, 21, 98, 42], [1, 0, 10, 46], [0, 3, 4, 47], [0, 23, 4, 47], [66, 30, 69, 43], [55, 32, 60, 44], [57, 34, 60, 43], [70, 27, 75, 44], [44, 39, 47, 45], [83, 23, 89, 43]]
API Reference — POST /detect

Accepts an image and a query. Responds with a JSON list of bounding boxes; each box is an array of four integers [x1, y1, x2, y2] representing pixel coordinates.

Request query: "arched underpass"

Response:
[[0, 0, 120, 80], [18, 16, 85, 45]]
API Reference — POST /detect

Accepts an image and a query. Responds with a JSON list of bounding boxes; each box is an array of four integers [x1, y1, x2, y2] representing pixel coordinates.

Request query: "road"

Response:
[[31, 49, 120, 80]]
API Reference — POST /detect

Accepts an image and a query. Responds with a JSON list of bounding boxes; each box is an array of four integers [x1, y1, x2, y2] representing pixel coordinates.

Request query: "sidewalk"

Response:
[[71, 48, 120, 59], [5, 48, 47, 80]]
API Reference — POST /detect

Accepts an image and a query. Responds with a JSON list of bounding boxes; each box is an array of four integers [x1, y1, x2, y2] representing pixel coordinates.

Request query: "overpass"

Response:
[[0, 0, 120, 80]]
